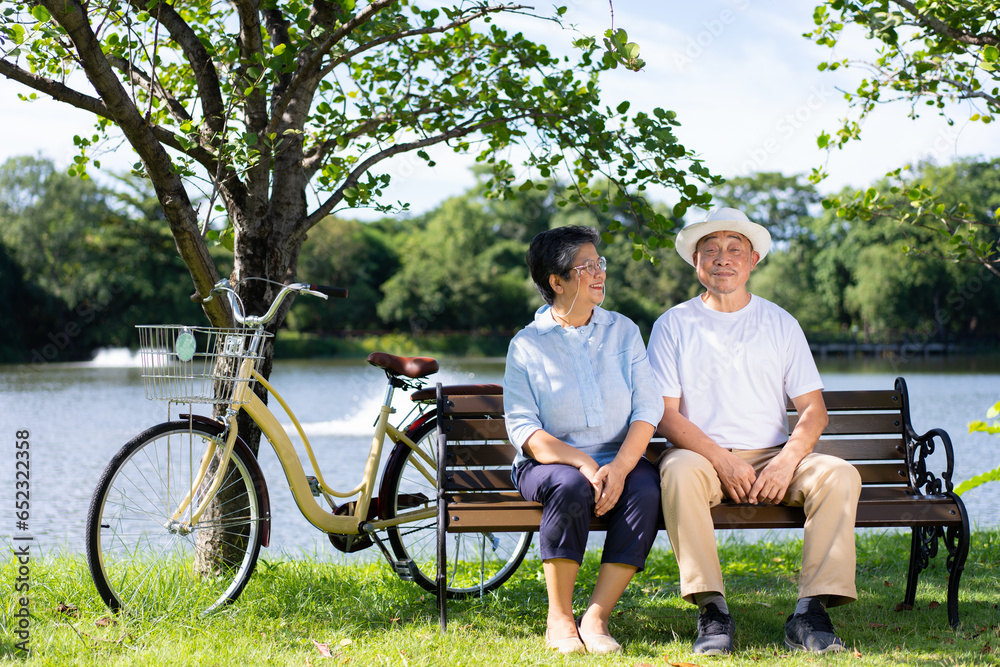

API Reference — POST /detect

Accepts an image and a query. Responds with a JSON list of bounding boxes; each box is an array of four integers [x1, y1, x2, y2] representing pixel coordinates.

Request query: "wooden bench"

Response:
[[428, 377, 970, 629]]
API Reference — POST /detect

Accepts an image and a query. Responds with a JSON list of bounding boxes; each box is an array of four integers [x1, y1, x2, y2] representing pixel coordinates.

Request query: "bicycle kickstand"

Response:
[[363, 524, 421, 582]]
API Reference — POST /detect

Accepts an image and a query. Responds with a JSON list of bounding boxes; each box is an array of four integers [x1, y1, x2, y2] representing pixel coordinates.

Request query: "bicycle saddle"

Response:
[[366, 352, 439, 379]]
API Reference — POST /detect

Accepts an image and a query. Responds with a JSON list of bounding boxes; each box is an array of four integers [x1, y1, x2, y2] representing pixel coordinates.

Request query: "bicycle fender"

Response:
[[376, 414, 435, 519], [179, 414, 272, 548]]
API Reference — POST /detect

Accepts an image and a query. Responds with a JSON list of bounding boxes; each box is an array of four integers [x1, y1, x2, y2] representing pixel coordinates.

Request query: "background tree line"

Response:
[[2, 154, 998, 364]]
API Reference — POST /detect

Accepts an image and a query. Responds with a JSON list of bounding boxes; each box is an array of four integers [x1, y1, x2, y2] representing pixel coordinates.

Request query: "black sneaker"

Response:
[[693, 603, 735, 655], [784, 599, 846, 653]]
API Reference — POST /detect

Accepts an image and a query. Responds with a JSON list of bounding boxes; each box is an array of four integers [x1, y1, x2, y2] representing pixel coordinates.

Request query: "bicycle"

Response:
[[85, 277, 532, 615]]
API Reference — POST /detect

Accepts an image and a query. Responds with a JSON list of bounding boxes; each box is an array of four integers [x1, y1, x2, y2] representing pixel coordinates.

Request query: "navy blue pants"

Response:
[[515, 457, 660, 570]]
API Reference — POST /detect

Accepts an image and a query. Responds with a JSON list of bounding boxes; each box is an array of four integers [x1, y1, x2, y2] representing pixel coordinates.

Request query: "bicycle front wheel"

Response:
[[380, 418, 532, 598], [86, 420, 266, 615]]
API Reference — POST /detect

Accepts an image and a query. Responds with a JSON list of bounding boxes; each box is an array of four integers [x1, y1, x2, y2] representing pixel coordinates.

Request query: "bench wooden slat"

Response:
[[790, 389, 901, 411], [790, 412, 902, 435], [446, 469, 516, 491], [442, 394, 505, 415], [813, 438, 903, 460], [852, 462, 909, 484], [441, 419, 510, 441], [447, 443, 517, 466]]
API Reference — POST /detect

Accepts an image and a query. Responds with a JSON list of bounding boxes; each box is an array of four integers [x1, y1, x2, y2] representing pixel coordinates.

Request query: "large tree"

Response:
[[807, 0, 1000, 276], [1, 0, 715, 365]]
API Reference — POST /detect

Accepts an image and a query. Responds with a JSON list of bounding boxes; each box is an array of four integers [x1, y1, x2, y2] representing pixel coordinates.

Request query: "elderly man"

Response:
[[647, 207, 861, 655]]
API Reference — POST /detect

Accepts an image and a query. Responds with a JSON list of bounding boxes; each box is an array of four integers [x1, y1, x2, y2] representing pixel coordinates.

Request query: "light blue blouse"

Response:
[[503, 305, 663, 470]]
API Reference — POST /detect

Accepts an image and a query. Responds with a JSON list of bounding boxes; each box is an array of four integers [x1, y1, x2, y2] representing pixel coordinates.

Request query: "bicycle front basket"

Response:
[[136, 325, 272, 405]]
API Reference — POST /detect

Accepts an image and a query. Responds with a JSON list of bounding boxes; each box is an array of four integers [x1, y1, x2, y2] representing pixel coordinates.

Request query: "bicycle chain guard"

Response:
[[327, 500, 377, 553]]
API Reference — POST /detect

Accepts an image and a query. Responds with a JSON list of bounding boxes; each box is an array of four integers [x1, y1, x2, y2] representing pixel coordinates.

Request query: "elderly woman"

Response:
[[504, 225, 663, 655]]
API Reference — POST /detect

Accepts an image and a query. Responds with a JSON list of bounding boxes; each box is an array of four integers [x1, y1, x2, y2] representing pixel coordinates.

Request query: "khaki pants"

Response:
[[659, 447, 861, 607]]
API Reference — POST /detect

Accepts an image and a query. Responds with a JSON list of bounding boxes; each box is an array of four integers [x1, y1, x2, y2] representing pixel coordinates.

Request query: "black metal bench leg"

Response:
[[944, 495, 971, 630], [902, 528, 924, 610], [946, 526, 969, 629]]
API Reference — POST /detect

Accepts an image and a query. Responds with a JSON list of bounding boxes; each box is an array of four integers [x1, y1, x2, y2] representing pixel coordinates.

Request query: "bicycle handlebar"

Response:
[[205, 278, 348, 327], [307, 284, 349, 300]]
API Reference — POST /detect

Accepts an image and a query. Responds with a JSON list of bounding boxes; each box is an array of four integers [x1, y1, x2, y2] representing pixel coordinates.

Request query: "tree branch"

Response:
[[106, 54, 193, 126], [231, 0, 271, 210], [298, 111, 533, 235], [0, 58, 111, 118], [930, 75, 1000, 109], [301, 103, 452, 176], [889, 0, 1000, 47], [124, 0, 227, 136], [269, 2, 530, 137], [267, 0, 396, 139]]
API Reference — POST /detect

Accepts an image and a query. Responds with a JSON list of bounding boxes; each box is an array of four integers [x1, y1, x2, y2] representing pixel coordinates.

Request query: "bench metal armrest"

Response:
[[896, 377, 956, 495]]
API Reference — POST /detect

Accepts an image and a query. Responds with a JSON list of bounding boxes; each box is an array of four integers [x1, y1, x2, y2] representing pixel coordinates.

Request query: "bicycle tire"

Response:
[[86, 420, 266, 615], [380, 417, 532, 598]]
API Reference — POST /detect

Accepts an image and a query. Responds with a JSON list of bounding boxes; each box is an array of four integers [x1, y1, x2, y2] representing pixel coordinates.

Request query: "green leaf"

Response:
[[955, 466, 1000, 496], [30, 5, 51, 22], [9, 24, 25, 45], [984, 45, 999, 63]]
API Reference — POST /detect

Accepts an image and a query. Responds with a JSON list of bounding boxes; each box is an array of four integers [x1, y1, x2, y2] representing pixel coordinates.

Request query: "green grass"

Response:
[[3, 530, 999, 665]]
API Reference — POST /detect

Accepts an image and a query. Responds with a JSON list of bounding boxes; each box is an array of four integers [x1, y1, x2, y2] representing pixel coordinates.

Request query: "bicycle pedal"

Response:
[[305, 476, 321, 497], [393, 559, 419, 582]]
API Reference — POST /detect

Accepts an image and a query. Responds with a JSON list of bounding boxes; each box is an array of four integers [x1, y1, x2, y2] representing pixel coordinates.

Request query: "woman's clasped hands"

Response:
[[581, 459, 629, 517]]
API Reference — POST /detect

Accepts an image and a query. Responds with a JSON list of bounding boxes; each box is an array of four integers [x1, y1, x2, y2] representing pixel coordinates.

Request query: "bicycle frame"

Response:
[[175, 353, 438, 537]]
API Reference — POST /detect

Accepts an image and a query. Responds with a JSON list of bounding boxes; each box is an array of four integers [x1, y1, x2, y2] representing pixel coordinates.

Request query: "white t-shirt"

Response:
[[647, 294, 823, 450]]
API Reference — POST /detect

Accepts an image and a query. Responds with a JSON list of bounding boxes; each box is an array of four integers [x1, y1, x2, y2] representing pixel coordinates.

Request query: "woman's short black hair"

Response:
[[526, 225, 600, 305]]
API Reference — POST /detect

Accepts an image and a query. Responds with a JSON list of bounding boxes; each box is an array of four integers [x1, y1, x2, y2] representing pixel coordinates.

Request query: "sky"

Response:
[[2, 0, 998, 218]]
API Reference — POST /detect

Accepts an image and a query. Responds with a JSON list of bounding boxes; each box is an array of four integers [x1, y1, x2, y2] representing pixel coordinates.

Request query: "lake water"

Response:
[[1, 351, 999, 561]]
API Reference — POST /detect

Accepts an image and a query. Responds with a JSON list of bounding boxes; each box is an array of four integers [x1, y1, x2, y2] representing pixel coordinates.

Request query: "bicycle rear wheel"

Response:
[[380, 418, 532, 598], [86, 420, 265, 615]]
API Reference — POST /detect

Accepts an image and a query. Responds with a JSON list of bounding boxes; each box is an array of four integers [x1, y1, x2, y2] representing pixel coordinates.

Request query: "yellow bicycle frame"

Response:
[[175, 363, 438, 535]]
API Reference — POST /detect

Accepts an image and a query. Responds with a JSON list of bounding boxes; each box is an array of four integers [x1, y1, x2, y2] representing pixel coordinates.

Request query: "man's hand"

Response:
[[748, 453, 797, 504], [713, 450, 758, 503], [745, 390, 827, 505]]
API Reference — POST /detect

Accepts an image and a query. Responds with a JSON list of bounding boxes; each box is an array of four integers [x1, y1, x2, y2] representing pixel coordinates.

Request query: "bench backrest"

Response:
[[438, 388, 912, 497]]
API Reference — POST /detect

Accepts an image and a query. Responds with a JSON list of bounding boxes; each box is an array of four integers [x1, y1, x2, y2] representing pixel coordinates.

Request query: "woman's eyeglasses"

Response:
[[569, 256, 607, 277]]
